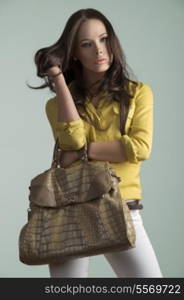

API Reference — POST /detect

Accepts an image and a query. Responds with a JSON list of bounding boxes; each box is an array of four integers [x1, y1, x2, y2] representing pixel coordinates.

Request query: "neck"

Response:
[[82, 69, 105, 92]]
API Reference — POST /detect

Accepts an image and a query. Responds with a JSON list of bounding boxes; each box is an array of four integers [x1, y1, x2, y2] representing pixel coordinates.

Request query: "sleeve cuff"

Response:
[[120, 135, 138, 164], [56, 118, 83, 133], [55, 119, 86, 150]]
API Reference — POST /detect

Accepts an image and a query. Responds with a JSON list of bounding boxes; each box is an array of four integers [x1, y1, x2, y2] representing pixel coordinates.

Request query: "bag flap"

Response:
[[29, 161, 119, 207]]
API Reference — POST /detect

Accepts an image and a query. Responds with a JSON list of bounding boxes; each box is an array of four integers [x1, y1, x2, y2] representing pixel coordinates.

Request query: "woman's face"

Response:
[[74, 18, 113, 79]]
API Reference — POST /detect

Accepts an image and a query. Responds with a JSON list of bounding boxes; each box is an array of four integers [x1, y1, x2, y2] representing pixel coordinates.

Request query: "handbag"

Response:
[[18, 137, 136, 265]]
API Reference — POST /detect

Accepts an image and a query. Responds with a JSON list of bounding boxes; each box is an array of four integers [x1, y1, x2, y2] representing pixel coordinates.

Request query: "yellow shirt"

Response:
[[45, 81, 153, 201]]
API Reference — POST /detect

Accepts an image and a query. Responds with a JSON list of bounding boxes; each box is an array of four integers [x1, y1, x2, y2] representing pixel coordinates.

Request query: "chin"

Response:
[[83, 63, 110, 76], [97, 68, 110, 74], [93, 64, 110, 73]]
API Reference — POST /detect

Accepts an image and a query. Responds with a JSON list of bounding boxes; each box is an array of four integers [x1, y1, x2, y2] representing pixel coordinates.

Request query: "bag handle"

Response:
[[51, 137, 88, 168]]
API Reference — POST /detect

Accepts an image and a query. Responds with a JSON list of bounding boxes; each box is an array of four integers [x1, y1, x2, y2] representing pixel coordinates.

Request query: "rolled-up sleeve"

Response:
[[55, 119, 86, 150], [120, 83, 153, 164], [45, 99, 86, 151]]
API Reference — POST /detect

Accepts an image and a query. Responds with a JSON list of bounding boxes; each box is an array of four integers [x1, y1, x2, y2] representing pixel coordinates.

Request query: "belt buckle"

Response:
[[127, 200, 143, 210]]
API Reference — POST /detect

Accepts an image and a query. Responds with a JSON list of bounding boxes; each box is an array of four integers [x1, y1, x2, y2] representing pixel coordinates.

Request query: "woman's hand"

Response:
[[46, 65, 62, 77], [60, 150, 80, 168]]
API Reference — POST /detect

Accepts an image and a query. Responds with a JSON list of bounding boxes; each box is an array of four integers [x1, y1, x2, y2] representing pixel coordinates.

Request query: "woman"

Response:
[[29, 8, 163, 278]]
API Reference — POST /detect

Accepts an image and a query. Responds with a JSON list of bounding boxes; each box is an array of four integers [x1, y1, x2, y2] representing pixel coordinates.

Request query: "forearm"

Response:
[[88, 140, 128, 163], [52, 73, 81, 122]]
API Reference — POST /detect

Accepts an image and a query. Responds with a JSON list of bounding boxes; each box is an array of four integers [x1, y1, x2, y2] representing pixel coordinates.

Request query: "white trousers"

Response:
[[49, 209, 163, 278]]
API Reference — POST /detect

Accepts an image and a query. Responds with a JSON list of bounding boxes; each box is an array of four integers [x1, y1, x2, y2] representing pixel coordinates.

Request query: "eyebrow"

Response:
[[79, 33, 107, 43]]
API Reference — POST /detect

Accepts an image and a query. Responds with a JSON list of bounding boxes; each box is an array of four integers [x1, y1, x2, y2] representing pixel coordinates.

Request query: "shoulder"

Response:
[[128, 81, 154, 108], [135, 81, 153, 98], [128, 80, 153, 96]]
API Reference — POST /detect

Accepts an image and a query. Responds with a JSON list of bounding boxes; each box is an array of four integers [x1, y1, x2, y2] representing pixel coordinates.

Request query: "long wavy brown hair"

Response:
[[27, 8, 139, 134]]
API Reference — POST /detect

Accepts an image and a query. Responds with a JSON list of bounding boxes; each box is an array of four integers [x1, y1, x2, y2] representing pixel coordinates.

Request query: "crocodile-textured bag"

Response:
[[18, 137, 136, 265]]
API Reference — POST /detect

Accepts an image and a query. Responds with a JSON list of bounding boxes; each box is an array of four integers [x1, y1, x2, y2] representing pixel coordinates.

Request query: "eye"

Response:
[[100, 36, 108, 42], [81, 42, 91, 48]]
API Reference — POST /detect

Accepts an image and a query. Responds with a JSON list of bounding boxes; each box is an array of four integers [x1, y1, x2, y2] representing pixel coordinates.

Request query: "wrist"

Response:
[[87, 142, 93, 160], [47, 71, 63, 81], [46, 66, 63, 80], [77, 143, 91, 161]]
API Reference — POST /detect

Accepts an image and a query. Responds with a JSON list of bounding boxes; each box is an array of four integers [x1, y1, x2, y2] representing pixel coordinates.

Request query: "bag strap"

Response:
[[119, 101, 129, 136], [51, 137, 88, 168]]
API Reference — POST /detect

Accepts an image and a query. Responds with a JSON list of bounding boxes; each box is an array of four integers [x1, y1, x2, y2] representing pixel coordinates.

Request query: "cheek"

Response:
[[78, 51, 93, 65]]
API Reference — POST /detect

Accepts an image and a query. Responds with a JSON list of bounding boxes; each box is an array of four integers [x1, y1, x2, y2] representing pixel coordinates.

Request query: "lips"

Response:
[[95, 58, 107, 64]]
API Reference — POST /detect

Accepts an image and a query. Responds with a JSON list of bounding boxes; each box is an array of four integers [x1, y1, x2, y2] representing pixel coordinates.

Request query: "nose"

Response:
[[94, 42, 103, 56], [96, 48, 103, 57]]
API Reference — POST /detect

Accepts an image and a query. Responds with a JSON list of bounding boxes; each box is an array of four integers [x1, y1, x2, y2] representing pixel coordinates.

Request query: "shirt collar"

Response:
[[85, 91, 108, 107]]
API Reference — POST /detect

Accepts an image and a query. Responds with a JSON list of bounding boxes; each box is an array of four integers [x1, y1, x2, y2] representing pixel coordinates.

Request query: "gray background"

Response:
[[0, 0, 183, 277]]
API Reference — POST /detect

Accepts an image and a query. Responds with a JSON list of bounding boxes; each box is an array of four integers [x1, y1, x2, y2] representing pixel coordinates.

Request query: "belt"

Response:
[[126, 200, 143, 210]]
